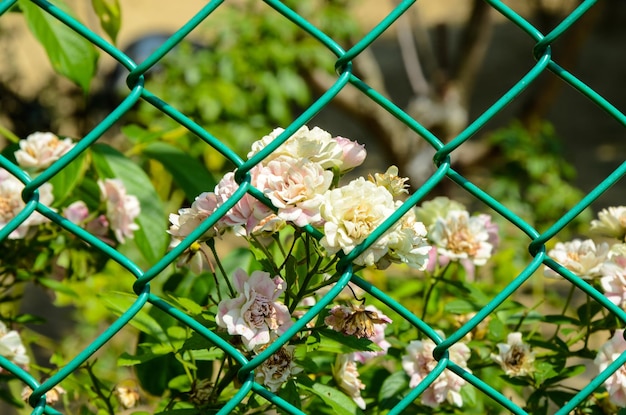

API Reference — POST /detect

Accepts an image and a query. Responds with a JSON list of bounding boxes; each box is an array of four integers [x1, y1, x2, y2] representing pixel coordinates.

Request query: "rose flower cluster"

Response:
[[167, 126, 510, 409]]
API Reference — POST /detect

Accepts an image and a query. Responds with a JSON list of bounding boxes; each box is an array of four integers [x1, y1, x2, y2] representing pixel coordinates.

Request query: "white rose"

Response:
[[15, 132, 74, 170]]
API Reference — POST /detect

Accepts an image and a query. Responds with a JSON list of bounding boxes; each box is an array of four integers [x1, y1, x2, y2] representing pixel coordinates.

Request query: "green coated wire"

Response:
[[0, 0, 625, 414]]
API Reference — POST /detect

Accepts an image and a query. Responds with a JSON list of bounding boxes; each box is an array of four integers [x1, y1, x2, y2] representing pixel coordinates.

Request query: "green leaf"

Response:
[[121, 124, 164, 144], [135, 352, 184, 396], [142, 142, 216, 201], [542, 314, 581, 325], [118, 349, 162, 366], [181, 332, 214, 351], [38, 277, 78, 297], [91, 0, 121, 43], [546, 390, 575, 407], [101, 291, 167, 341], [378, 370, 407, 402], [189, 348, 223, 361], [14, 313, 46, 325], [155, 410, 201, 415], [318, 328, 382, 353], [166, 294, 204, 315], [542, 364, 586, 386], [168, 374, 191, 392], [279, 380, 301, 412], [91, 143, 168, 264], [297, 379, 362, 415], [534, 361, 559, 385], [19, 0, 98, 92], [577, 300, 604, 324], [49, 150, 86, 205], [444, 299, 478, 314]]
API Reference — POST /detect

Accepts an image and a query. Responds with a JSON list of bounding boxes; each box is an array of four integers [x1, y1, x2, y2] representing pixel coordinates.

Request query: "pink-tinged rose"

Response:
[[169, 192, 220, 239], [325, 304, 392, 340], [97, 178, 140, 244], [429, 210, 495, 267], [63, 201, 89, 224], [351, 305, 392, 363], [335, 136, 366, 171], [591, 206, 626, 240], [257, 157, 332, 227], [0, 168, 53, 239], [216, 269, 293, 350], [14, 132, 74, 171], [215, 170, 283, 236], [595, 330, 626, 407], [248, 126, 344, 169], [601, 255, 626, 309], [491, 332, 535, 377], [402, 335, 471, 408]]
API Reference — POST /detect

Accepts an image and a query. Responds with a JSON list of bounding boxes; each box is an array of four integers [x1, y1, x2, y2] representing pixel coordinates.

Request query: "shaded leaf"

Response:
[[143, 141, 216, 201]]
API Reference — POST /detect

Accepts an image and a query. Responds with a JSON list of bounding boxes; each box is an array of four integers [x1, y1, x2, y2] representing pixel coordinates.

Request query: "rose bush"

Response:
[[2, 126, 626, 415]]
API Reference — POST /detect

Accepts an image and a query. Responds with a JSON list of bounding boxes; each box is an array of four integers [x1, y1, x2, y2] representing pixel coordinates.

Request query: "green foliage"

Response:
[[125, 0, 358, 173], [18, 0, 99, 92], [141, 141, 217, 201], [484, 121, 591, 234], [90, 0, 121, 43]]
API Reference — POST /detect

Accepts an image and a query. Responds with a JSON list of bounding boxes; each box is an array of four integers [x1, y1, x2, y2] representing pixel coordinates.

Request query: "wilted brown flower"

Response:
[[325, 304, 392, 339]]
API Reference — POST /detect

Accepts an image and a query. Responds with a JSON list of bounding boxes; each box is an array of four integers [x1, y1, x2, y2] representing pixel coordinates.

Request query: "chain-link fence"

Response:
[[1, 0, 625, 414]]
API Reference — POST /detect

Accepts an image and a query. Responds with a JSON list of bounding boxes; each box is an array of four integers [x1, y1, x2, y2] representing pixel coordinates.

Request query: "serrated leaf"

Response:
[[19, 0, 98, 91], [142, 141, 216, 201], [91, 144, 168, 264], [91, 0, 120, 43]]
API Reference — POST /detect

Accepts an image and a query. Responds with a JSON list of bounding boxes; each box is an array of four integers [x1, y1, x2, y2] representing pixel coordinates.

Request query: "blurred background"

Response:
[[2, 0, 626, 210]]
